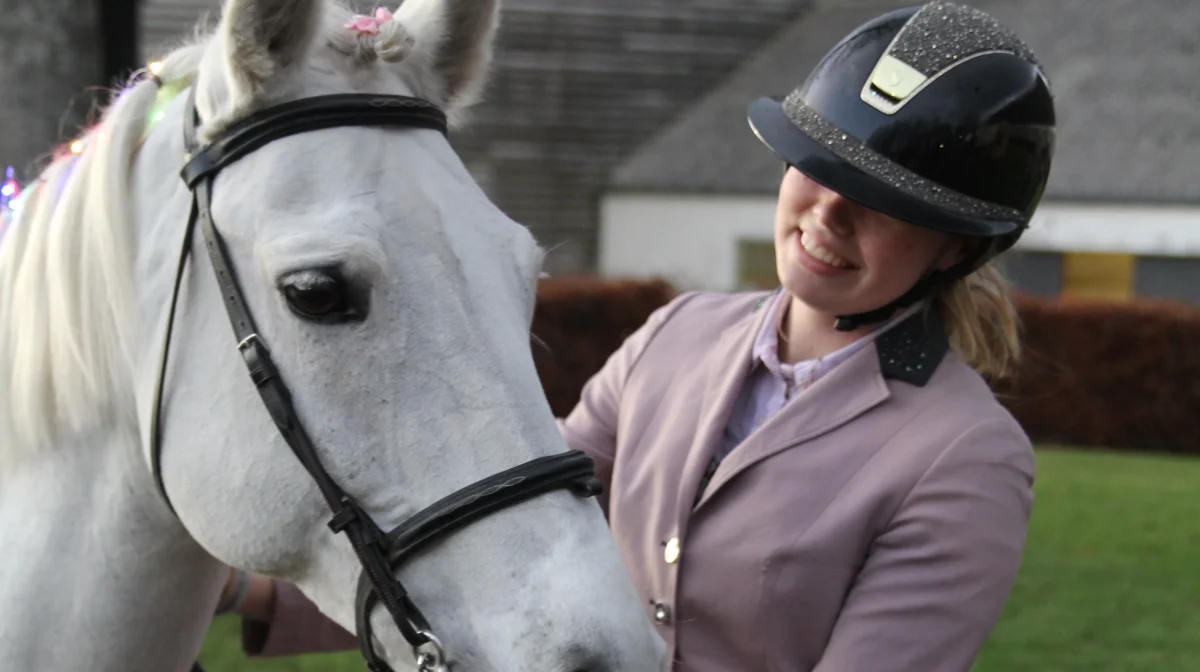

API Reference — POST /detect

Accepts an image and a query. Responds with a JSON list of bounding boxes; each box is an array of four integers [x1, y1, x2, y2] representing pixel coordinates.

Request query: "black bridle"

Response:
[[149, 87, 604, 672]]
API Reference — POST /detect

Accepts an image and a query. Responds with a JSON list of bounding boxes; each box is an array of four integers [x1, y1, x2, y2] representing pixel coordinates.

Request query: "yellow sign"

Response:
[[1061, 251, 1135, 302]]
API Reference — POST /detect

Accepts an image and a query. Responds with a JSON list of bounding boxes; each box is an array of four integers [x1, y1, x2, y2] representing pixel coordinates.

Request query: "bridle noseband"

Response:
[[148, 87, 604, 672]]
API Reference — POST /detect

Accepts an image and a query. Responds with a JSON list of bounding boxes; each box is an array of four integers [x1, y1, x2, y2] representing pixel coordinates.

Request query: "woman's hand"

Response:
[[216, 567, 278, 623]]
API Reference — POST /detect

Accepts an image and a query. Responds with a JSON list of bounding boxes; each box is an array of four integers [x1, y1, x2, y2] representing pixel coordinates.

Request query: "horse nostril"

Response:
[[557, 640, 618, 672], [568, 659, 610, 672], [565, 651, 611, 672]]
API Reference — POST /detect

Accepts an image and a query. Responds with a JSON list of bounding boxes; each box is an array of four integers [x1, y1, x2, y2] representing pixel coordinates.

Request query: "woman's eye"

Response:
[[280, 270, 363, 323]]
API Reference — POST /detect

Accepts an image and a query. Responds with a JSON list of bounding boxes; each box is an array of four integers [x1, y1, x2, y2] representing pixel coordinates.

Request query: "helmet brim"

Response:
[[746, 96, 1023, 242]]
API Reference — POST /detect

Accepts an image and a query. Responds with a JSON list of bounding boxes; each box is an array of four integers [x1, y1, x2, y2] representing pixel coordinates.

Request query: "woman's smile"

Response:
[[794, 228, 857, 276]]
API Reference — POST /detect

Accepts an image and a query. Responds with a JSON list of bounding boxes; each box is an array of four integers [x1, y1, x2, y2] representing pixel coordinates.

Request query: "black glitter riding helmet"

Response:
[[747, 1, 1055, 331]]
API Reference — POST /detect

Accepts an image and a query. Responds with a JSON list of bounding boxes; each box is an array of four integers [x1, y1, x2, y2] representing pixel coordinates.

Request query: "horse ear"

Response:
[[394, 0, 501, 117], [217, 0, 323, 101]]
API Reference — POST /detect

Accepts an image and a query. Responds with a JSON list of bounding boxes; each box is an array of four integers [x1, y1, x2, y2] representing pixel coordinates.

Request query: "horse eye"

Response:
[[280, 269, 363, 323]]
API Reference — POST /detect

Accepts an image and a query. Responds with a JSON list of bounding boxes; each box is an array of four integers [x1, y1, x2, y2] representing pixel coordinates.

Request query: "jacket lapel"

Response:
[[672, 293, 774, 523], [692, 334, 892, 512], [691, 305, 949, 511]]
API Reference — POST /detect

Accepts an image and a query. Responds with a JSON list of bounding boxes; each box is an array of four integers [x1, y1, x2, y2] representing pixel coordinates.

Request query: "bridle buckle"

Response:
[[414, 630, 448, 672], [236, 333, 262, 352]]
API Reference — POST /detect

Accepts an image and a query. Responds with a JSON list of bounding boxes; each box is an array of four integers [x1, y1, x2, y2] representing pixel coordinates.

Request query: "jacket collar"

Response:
[[682, 290, 951, 512], [874, 302, 949, 386], [751, 288, 949, 386]]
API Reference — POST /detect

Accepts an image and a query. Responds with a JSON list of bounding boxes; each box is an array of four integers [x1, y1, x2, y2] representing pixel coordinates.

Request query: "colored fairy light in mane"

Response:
[[143, 65, 192, 138], [1, 166, 17, 197], [139, 57, 193, 140], [1, 166, 19, 210], [1, 165, 25, 230], [50, 137, 85, 162]]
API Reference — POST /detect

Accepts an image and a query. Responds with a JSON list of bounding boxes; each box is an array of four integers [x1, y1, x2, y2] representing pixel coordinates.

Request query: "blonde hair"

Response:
[[933, 262, 1021, 382]]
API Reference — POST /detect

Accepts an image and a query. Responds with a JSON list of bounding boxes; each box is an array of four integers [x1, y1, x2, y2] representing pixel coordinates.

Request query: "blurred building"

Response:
[[598, 0, 1200, 305], [139, 0, 815, 274], [139, 0, 1200, 304]]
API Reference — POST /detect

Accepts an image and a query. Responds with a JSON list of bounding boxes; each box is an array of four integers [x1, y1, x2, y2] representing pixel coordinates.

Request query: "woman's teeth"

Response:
[[800, 231, 850, 268]]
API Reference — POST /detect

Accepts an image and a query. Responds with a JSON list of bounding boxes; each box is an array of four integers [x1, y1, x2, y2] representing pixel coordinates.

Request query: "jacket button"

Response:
[[652, 601, 672, 624], [664, 537, 681, 564]]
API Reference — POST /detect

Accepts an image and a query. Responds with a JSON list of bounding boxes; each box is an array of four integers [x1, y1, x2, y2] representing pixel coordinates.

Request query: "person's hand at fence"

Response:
[[215, 566, 276, 622]]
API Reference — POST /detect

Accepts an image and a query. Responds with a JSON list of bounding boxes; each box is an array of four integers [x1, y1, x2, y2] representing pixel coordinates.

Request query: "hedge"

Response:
[[999, 294, 1200, 455], [532, 276, 1200, 455], [531, 276, 677, 417]]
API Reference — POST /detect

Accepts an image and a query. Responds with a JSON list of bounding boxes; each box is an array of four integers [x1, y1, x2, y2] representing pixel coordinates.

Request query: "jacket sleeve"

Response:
[[812, 418, 1036, 672], [241, 579, 357, 657], [555, 292, 694, 513]]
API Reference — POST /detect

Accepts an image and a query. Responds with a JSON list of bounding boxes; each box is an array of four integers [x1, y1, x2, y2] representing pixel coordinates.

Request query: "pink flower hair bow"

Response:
[[345, 7, 393, 36]]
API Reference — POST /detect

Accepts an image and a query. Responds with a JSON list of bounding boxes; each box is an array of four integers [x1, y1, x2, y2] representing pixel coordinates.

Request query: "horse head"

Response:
[[0, 0, 665, 669]]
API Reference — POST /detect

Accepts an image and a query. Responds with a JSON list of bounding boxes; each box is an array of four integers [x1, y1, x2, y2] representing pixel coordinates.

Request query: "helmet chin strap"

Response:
[[832, 269, 948, 332], [832, 241, 991, 332]]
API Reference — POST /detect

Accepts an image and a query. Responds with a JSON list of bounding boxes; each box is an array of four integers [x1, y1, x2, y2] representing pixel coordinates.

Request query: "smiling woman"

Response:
[[770, 165, 1025, 379]]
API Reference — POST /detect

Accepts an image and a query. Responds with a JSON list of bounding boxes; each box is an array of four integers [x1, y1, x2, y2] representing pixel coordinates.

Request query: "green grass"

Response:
[[972, 446, 1200, 672], [198, 615, 361, 670], [197, 446, 1200, 671]]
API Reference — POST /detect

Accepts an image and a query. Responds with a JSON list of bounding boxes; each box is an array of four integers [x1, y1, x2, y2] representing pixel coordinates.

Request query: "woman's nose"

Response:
[[814, 190, 856, 236]]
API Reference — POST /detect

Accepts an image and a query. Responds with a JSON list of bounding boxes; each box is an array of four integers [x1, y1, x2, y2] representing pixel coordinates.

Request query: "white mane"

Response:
[[0, 0, 472, 466], [0, 45, 197, 462]]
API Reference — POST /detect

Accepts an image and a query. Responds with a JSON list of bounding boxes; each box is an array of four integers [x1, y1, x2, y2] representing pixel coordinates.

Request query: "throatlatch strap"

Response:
[[148, 190, 200, 514]]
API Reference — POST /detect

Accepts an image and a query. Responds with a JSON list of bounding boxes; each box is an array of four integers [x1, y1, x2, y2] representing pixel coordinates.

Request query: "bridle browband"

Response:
[[148, 87, 604, 672]]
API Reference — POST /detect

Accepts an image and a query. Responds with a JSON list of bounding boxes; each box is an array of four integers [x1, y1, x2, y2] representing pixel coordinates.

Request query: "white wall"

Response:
[[598, 191, 1200, 291], [598, 193, 777, 291]]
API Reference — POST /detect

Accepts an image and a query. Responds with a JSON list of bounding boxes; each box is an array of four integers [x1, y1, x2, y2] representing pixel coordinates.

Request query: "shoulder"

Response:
[[858, 303, 1034, 507], [631, 287, 773, 359], [619, 287, 772, 384], [929, 354, 1029, 446], [854, 354, 1037, 566], [871, 305, 1031, 468], [889, 352, 1035, 484], [651, 288, 775, 334]]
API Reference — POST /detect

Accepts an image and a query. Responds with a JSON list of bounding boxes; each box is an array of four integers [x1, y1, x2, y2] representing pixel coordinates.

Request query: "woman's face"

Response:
[[774, 167, 966, 319]]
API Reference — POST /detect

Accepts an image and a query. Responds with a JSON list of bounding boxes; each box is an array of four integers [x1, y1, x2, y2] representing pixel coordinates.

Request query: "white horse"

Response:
[[0, 0, 666, 670]]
